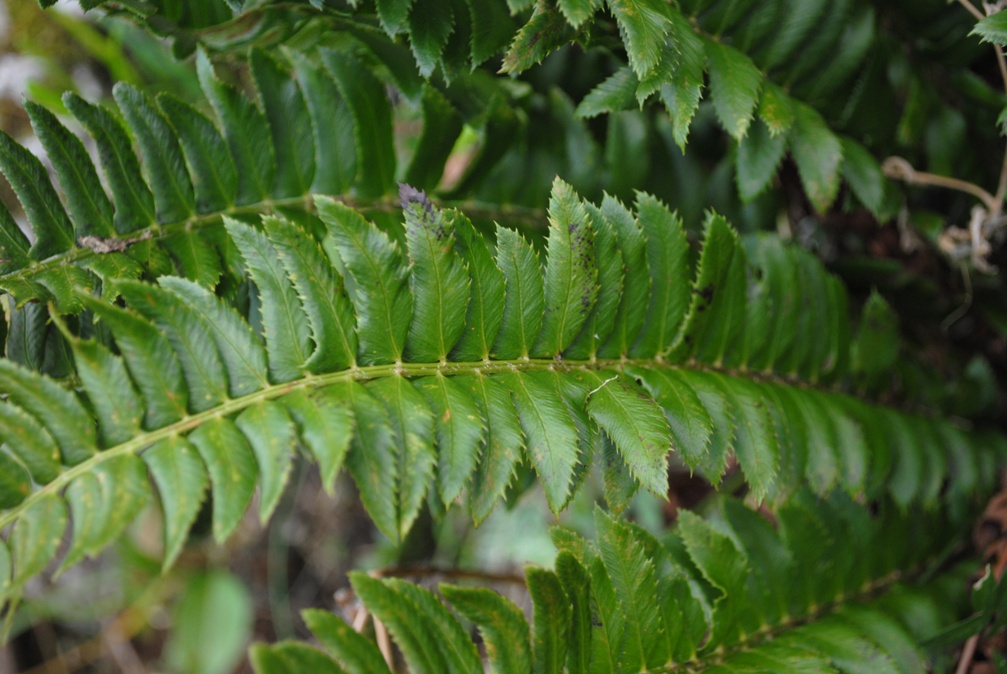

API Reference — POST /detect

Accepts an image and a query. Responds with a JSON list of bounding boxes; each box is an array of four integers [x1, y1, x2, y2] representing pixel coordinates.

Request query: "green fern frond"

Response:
[[0, 181, 1000, 612], [249, 490, 974, 674], [0, 45, 409, 313]]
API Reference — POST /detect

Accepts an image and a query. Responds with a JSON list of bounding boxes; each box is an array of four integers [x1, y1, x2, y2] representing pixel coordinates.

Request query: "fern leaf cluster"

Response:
[[0, 179, 999, 614], [250, 490, 973, 674]]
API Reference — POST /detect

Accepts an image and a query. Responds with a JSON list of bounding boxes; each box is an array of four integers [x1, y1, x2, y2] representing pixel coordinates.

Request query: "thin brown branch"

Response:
[[958, 0, 987, 21], [955, 633, 980, 674], [883, 156, 997, 212]]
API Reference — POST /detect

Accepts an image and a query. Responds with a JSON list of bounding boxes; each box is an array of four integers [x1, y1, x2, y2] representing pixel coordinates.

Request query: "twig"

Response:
[[882, 157, 997, 213], [375, 617, 393, 670], [955, 632, 980, 674], [957, 0, 986, 20]]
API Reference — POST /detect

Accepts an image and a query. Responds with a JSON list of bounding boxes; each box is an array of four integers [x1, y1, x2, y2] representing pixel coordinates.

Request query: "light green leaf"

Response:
[[404, 85, 464, 190], [595, 508, 669, 668], [414, 374, 483, 506], [143, 436, 209, 571], [319, 198, 412, 365], [527, 566, 570, 674], [236, 402, 297, 523], [851, 290, 899, 391], [161, 229, 223, 288], [0, 450, 30, 509], [607, 0, 671, 78], [736, 119, 787, 201], [711, 374, 778, 500], [492, 225, 544, 360], [585, 371, 670, 496], [789, 103, 843, 213], [189, 417, 259, 543], [678, 510, 749, 648], [533, 179, 597, 357], [59, 454, 150, 573], [576, 66, 638, 118], [558, 0, 599, 27], [0, 405, 58, 486], [113, 82, 195, 223], [11, 494, 67, 586], [288, 50, 356, 195], [344, 382, 398, 541], [376, 0, 412, 34], [705, 39, 762, 140], [281, 385, 353, 494], [449, 212, 506, 362], [501, 2, 573, 74], [226, 218, 312, 382], [631, 193, 689, 358], [971, 9, 1007, 45], [263, 215, 358, 373], [165, 570, 253, 674], [250, 642, 346, 674], [504, 371, 579, 513], [659, 13, 705, 149], [565, 202, 624, 360], [401, 185, 471, 362], [303, 609, 392, 674], [368, 376, 436, 540], [758, 81, 795, 136], [82, 296, 189, 426], [66, 336, 142, 447], [841, 138, 886, 216], [669, 212, 747, 367], [0, 540, 10, 598], [599, 195, 649, 358], [441, 583, 532, 674], [158, 276, 270, 397], [457, 373, 523, 524], [0, 359, 97, 466], [117, 279, 230, 412], [630, 366, 713, 469]]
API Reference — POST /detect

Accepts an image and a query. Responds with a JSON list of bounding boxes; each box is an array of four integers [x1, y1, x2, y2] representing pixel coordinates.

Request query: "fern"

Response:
[[1, 0, 1004, 669], [250, 490, 975, 673], [0, 180, 999, 616]]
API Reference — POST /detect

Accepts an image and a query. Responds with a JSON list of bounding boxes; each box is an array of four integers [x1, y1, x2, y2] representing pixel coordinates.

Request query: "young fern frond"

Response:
[[249, 490, 974, 674], [0, 181, 1000, 615]]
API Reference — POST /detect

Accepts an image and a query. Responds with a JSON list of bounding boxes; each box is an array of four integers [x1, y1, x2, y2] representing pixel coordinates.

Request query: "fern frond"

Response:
[[0, 44, 423, 313], [0, 181, 1000, 609], [249, 491, 974, 674]]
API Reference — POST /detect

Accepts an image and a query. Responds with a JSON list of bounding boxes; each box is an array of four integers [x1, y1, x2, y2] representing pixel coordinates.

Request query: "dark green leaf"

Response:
[[492, 226, 544, 360], [63, 93, 157, 234], [25, 99, 115, 237], [113, 82, 195, 223], [250, 48, 315, 198]]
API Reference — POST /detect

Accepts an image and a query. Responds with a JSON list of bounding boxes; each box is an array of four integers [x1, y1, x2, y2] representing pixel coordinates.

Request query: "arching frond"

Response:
[[0, 181, 999, 612]]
